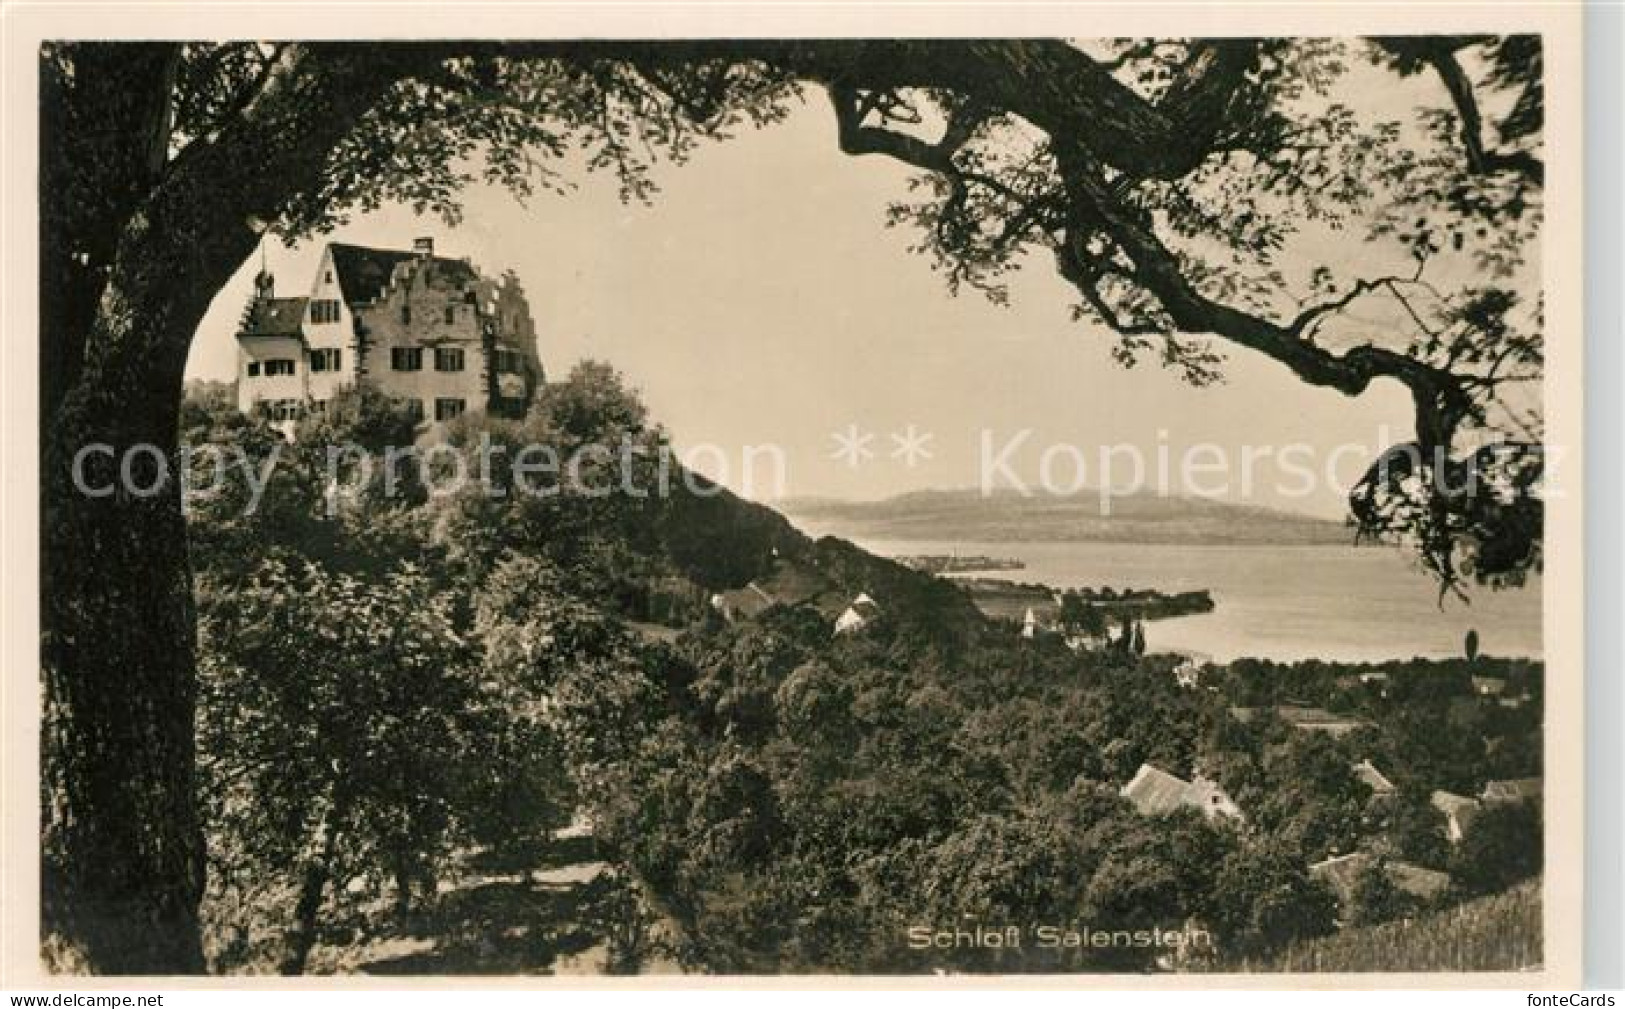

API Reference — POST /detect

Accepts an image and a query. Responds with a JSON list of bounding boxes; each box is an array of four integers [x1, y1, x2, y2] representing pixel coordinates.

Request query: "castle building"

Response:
[[235, 238, 543, 430]]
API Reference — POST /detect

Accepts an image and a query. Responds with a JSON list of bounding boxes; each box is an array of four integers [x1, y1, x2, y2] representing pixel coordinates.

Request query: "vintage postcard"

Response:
[[0, 0, 1586, 990]]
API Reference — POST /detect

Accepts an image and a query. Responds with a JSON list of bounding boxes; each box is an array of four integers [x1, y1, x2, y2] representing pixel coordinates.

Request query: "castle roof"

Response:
[[240, 296, 308, 338], [328, 243, 480, 306]]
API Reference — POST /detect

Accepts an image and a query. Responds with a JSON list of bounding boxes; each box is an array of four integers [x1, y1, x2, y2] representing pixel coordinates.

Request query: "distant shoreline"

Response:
[[957, 575, 1216, 625], [778, 488, 1354, 548], [892, 553, 1026, 575]]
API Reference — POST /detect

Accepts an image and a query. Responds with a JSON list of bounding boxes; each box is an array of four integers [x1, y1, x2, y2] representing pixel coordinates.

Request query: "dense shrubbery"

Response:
[[181, 366, 1543, 975]]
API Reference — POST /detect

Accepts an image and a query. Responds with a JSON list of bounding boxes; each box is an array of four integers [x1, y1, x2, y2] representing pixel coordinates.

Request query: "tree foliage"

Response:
[[41, 35, 1550, 971]]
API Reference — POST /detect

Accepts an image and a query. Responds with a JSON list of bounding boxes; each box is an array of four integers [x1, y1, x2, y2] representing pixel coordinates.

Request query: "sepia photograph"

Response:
[[4, 2, 1590, 990]]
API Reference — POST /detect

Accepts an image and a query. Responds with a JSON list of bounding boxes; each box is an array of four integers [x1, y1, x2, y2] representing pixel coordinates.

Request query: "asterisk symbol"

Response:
[[830, 423, 876, 468], [890, 424, 935, 468]]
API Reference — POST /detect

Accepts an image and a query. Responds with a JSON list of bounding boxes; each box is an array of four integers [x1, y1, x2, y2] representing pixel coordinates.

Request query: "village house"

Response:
[[1020, 606, 1042, 639], [711, 559, 830, 624], [1351, 759, 1397, 800], [1471, 675, 1508, 697], [1481, 777, 1543, 806], [1308, 852, 1452, 919], [1120, 763, 1244, 824], [711, 583, 780, 623], [1431, 790, 1482, 843], [1167, 659, 1203, 689], [1228, 705, 1370, 738], [834, 593, 881, 636], [236, 238, 544, 432]]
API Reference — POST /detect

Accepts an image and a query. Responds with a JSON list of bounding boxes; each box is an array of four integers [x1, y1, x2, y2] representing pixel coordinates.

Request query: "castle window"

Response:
[[391, 347, 423, 372], [402, 398, 426, 422], [310, 299, 341, 325], [493, 349, 523, 374], [246, 361, 261, 378], [434, 347, 465, 372], [263, 359, 297, 377], [402, 304, 412, 325], [309, 348, 342, 373], [444, 305, 457, 324], [435, 398, 466, 422]]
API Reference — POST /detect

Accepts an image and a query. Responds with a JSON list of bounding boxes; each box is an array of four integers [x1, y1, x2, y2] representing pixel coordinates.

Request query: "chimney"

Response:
[[413, 237, 434, 258]]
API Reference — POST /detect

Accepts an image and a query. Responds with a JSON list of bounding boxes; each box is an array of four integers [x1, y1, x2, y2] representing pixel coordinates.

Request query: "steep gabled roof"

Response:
[[327, 243, 480, 307], [240, 296, 308, 338], [1309, 852, 1451, 904], [1308, 852, 1375, 901]]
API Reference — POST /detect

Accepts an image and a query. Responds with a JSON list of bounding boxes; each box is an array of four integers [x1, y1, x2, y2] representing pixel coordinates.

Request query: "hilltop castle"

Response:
[[235, 238, 543, 430]]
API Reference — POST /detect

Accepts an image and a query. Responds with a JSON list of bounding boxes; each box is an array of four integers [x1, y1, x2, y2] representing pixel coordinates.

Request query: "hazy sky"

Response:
[[187, 83, 1432, 518]]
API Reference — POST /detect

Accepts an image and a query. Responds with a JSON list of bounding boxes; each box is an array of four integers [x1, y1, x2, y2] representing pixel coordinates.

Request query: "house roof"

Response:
[[1229, 705, 1367, 732], [1308, 852, 1375, 901], [844, 594, 881, 621], [1121, 764, 1195, 817], [1309, 853, 1451, 903], [1431, 790, 1481, 816], [1471, 675, 1508, 694], [1278, 705, 1357, 725], [1387, 861, 1452, 899], [1482, 778, 1542, 804], [240, 296, 308, 338], [834, 605, 874, 634], [1120, 763, 1242, 821], [717, 581, 778, 619], [328, 243, 480, 306], [1352, 759, 1396, 795]]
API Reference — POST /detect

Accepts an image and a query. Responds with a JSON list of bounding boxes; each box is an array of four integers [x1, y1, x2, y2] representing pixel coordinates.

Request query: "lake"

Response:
[[799, 531, 1544, 663]]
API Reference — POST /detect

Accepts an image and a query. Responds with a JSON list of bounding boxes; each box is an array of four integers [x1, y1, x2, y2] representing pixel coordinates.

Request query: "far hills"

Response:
[[776, 487, 1354, 547]]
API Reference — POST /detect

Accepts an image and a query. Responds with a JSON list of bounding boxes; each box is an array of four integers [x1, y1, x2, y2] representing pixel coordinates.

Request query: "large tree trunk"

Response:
[[38, 43, 438, 973], [41, 186, 262, 976]]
